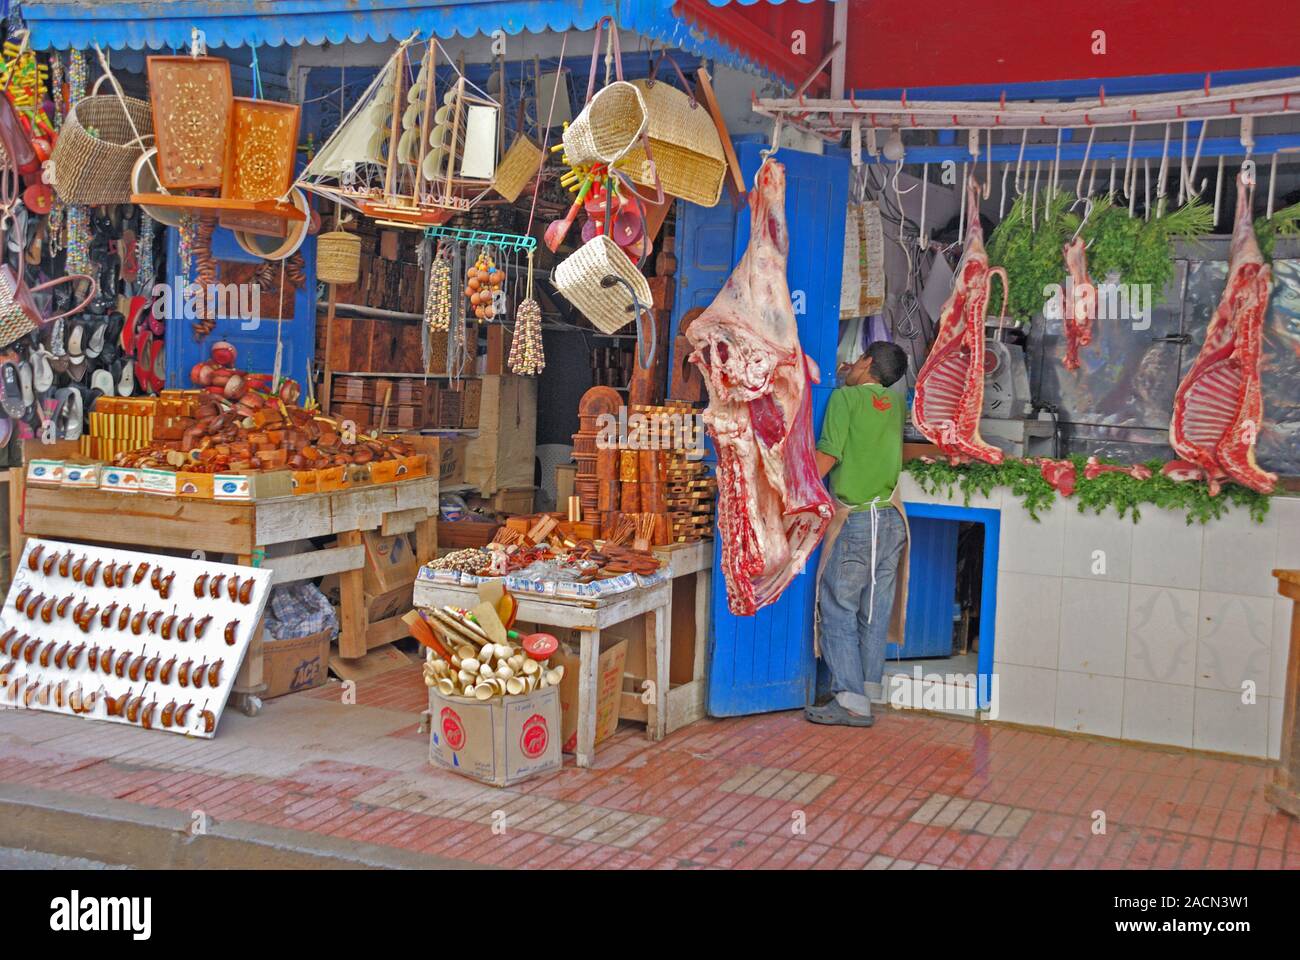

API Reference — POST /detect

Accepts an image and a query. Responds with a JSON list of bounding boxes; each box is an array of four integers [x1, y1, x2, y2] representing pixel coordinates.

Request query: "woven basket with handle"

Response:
[[560, 18, 647, 168], [552, 235, 652, 335], [48, 81, 154, 206], [623, 61, 725, 207]]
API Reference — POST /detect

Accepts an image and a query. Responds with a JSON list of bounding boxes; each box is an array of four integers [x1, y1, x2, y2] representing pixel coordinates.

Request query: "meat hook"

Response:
[[1212, 154, 1226, 224], [1014, 128, 1028, 194], [917, 162, 929, 250], [999, 161, 1010, 220], [1122, 125, 1137, 203], [1267, 151, 1278, 218], [1075, 127, 1096, 200]]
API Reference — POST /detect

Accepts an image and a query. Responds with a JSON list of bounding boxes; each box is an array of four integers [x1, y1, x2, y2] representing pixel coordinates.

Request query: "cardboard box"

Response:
[[262, 628, 334, 698], [61, 462, 101, 488], [362, 530, 418, 595], [438, 437, 469, 485], [100, 467, 143, 493], [213, 470, 294, 501], [428, 686, 562, 787], [26, 459, 65, 484], [140, 467, 178, 496], [367, 583, 412, 622], [554, 637, 628, 754], [176, 472, 214, 499]]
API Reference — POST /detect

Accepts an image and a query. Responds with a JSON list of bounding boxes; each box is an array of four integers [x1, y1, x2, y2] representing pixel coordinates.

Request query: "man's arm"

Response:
[[815, 390, 848, 479]]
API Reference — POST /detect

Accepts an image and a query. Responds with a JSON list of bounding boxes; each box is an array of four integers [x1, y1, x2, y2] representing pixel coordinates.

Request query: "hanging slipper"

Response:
[[31, 348, 54, 396], [147, 337, 166, 393], [0, 362, 24, 418], [90, 367, 115, 399], [18, 361, 34, 417], [55, 386, 83, 441], [115, 358, 135, 397], [0, 415, 11, 449]]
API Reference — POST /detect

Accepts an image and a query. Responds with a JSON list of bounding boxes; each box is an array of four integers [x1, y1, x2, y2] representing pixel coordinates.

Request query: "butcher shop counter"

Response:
[[413, 540, 711, 767]]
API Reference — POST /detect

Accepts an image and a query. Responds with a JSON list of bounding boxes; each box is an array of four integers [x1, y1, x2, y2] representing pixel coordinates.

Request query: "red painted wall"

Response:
[[678, 0, 1300, 90]]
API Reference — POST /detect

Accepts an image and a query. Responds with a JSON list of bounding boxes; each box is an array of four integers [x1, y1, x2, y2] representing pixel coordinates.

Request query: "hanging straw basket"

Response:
[[317, 230, 362, 285], [624, 77, 726, 207], [492, 135, 543, 203], [552, 235, 651, 335], [48, 87, 154, 206], [562, 81, 647, 167]]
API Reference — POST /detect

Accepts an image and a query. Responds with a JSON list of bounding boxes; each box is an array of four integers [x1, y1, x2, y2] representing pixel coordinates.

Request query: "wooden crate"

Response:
[[460, 378, 482, 428]]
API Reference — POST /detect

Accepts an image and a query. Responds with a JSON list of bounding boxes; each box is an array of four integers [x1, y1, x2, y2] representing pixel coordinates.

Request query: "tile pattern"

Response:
[[1, 669, 1298, 870]]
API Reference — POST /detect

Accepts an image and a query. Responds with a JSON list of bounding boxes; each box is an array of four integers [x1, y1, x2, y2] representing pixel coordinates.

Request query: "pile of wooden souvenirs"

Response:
[[570, 387, 715, 545], [424, 511, 664, 584]]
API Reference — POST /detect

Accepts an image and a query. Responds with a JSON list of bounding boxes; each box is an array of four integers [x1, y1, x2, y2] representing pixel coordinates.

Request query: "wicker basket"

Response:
[[624, 78, 726, 207], [562, 81, 647, 167], [552, 235, 652, 335], [317, 230, 362, 285], [49, 93, 154, 206], [492, 135, 542, 203]]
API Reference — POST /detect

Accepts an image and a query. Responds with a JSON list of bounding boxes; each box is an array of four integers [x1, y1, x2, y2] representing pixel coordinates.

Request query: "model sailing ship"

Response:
[[299, 35, 500, 229]]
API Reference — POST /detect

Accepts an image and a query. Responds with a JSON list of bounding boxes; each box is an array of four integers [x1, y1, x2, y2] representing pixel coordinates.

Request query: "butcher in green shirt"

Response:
[[807, 341, 909, 727]]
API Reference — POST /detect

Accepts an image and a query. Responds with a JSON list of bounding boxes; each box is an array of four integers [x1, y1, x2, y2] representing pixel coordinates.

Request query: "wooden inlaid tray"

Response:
[[147, 55, 233, 189], [219, 98, 302, 236]]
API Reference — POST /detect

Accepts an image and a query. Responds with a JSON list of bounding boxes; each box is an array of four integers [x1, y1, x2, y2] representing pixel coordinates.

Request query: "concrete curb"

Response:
[[0, 784, 490, 870]]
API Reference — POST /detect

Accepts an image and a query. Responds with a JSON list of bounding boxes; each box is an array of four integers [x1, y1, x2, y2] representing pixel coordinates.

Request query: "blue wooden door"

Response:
[[163, 226, 317, 391], [893, 516, 959, 659], [706, 142, 849, 716]]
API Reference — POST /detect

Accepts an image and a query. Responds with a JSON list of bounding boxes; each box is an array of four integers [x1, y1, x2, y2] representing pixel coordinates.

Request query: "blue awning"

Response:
[[20, 0, 619, 50]]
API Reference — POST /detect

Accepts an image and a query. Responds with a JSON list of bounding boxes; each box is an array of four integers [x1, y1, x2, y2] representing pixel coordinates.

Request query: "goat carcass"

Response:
[[686, 159, 832, 616], [1164, 171, 1277, 495], [1061, 236, 1096, 371], [913, 176, 1008, 464]]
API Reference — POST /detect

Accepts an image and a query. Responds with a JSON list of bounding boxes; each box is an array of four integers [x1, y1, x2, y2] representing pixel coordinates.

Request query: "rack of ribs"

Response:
[[912, 175, 1008, 464], [1164, 171, 1277, 495]]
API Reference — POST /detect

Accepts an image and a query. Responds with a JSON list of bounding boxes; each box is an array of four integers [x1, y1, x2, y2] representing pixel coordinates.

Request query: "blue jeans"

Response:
[[818, 505, 906, 703]]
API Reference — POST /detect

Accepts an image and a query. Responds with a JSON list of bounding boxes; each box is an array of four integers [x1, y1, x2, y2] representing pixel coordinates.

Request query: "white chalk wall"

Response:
[[897, 475, 1298, 759]]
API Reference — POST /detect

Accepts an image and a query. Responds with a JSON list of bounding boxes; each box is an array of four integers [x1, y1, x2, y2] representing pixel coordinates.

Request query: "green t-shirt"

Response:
[[816, 382, 904, 509]]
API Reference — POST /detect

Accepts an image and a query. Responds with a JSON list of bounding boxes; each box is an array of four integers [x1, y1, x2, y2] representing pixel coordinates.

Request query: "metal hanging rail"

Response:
[[423, 225, 537, 251], [754, 75, 1300, 133]]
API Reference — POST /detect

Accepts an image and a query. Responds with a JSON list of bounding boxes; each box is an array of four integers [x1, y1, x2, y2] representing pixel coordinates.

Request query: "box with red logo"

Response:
[[428, 686, 562, 787]]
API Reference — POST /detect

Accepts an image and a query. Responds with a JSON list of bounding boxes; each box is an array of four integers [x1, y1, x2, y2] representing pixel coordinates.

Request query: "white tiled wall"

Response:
[[898, 475, 1297, 759]]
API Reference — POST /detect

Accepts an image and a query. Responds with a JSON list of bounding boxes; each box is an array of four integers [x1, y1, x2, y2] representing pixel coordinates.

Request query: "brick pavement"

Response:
[[1, 666, 1297, 869]]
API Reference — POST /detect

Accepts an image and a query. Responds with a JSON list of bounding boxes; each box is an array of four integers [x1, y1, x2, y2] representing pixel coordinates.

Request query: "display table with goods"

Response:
[[415, 525, 712, 766], [14, 378, 440, 709], [1, 538, 271, 736]]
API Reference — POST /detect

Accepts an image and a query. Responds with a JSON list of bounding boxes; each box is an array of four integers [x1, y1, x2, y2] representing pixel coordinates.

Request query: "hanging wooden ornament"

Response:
[[426, 251, 452, 333], [508, 250, 544, 376]]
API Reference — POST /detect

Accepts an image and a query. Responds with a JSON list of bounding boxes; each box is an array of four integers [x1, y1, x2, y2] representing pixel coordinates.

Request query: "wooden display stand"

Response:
[[1270, 568, 1300, 819], [14, 473, 438, 714]]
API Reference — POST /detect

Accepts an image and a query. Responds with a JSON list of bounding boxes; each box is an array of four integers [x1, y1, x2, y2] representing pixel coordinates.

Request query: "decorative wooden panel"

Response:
[[147, 56, 233, 189], [219, 97, 302, 236]]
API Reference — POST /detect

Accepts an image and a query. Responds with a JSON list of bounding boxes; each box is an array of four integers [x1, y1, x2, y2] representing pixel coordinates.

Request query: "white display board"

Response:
[[0, 539, 272, 738]]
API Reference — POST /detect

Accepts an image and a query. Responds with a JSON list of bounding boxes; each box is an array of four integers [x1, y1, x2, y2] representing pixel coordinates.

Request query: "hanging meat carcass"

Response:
[[1163, 171, 1277, 495], [1061, 235, 1096, 371], [686, 158, 832, 616], [912, 175, 1008, 464]]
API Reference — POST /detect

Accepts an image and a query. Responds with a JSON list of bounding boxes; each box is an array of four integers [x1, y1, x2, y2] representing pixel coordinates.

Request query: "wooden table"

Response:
[[1270, 568, 1300, 819], [621, 540, 711, 738], [15, 474, 438, 712], [413, 576, 672, 768]]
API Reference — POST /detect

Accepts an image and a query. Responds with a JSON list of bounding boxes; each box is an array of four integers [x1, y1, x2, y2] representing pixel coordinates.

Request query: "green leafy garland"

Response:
[[985, 190, 1212, 324], [904, 456, 1271, 526], [1255, 199, 1300, 261]]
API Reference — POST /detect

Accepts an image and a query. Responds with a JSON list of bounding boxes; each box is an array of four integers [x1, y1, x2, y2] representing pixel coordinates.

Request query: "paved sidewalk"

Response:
[[0, 667, 1297, 869]]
